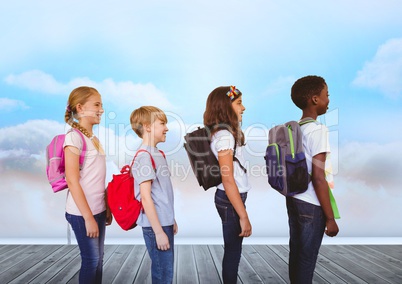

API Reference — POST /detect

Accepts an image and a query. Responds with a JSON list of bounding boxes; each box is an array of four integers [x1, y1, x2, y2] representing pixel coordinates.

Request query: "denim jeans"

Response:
[[215, 189, 247, 284], [142, 225, 174, 284], [65, 211, 106, 284], [286, 197, 326, 284]]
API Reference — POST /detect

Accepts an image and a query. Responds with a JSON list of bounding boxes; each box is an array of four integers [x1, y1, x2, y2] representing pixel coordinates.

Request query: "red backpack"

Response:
[[107, 149, 165, 231], [46, 129, 87, 193]]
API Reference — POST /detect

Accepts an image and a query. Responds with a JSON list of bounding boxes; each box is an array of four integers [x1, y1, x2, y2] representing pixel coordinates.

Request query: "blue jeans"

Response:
[[286, 197, 326, 284], [65, 211, 106, 284], [215, 189, 247, 284], [142, 225, 174, 284]]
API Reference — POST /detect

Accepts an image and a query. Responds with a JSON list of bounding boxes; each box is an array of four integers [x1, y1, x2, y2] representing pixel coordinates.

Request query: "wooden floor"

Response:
[[0, 244, 401, 283]]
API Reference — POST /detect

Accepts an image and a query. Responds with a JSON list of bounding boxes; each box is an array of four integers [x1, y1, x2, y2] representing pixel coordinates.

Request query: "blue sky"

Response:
[[1, 0, 402, 241]]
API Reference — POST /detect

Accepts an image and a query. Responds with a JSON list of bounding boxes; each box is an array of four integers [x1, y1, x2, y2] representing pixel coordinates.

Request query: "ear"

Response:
[[76, 103, 83, 113], [144, 123, 151, 133], [312, 95, 318, 105]]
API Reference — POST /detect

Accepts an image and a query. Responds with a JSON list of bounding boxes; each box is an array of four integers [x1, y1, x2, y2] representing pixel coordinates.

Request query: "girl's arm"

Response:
[[64, 146, 99, 238], [312, 152, 339, 237], [218, 149, 252, 237], [140, 180, 170, 250]]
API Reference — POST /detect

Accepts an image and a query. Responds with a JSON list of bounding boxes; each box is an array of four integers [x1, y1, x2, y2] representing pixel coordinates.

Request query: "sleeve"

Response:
[[213, 130, 235, 152], [63, 131, 84, 152], [309, 124, 331, 157], [132, 152, 156, 185]]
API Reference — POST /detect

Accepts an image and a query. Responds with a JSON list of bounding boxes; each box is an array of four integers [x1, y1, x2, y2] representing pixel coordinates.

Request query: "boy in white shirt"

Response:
[[287, 76, 339, 284]]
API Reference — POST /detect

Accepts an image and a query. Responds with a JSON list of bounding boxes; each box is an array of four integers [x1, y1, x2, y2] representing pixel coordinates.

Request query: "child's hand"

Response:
[[325, 219, 339, 237], [156, 231, 170, 250], [239, 216, 252, 237], [106, 210, 113, 226], [174, 221, 178, 235], [85, 217, 99, 238]]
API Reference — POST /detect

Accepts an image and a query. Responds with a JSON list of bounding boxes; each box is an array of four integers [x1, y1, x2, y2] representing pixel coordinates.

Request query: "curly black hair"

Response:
[[291, 75, 326, 110]]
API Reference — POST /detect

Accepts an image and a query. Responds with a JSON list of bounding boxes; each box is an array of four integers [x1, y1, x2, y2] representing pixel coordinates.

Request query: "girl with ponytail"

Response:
[[64, 86, 111, 284]]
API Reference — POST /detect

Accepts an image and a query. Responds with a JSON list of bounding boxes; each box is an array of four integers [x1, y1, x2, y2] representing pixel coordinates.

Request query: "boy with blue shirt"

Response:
[[130, 106, 178, 284], [287, 76, 339, 284]]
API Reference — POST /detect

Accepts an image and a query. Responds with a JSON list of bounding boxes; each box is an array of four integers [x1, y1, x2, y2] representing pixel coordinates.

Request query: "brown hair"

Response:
[[203, 86, 245, 146], [130, 106, 168, 138], [65, 86, 100, 138]]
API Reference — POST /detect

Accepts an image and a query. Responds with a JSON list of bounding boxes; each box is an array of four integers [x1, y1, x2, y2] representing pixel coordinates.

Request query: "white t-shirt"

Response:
[[293, 122, 331, 206], [210, 130, 251, 193], [64, 130, 106, 216]]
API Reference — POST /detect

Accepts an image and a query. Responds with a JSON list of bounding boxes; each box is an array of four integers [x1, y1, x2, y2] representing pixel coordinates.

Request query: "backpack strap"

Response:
[[129, 149, 165, 169], [68, 128, 87, 169], [233, 144, 247, 173]]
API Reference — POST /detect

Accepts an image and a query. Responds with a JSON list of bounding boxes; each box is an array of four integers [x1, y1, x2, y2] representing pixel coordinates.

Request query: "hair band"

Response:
[[226, 86, 240, 101]]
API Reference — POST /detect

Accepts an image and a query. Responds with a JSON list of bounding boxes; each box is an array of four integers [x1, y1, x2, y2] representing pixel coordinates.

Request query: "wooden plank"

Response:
[[320, 245, 395, 284], [30, 245, 80, 283], [47, 250, 81, 283], [241, 245, 285, 283], [352, 245, 402, 272], [102, 245, 134, 283], [111, 245, 147, 283], [369, 245, 402, 262], [0, 244, 19, 256], [0, 244, 401, 283], [0, 245, 36, 271], [207, 245, 224, 282], [193, 245, 221, 284], [8, 245, 76, 284], [315, 251, 366, 284], [176, 245, 198, 283], [325, 245, 402, 284], [133, 247, 152, 283], [314, 254, 348, 284], [251, 245, 289, 283], [173, 245, 178, 284], [0, 245, 60, 283]]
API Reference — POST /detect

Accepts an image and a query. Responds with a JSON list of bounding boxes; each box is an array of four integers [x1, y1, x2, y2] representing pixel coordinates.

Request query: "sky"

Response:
[[1, 0, 402, 243]]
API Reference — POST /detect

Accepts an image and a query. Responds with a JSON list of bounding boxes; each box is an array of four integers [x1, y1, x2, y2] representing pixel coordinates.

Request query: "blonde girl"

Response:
[[64, 86, 111, 284]]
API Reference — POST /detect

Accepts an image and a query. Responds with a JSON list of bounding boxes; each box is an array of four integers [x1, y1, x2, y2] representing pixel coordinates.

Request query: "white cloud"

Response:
[[0, 98, 29, 111], [4, 70, 67, 95], [353, 38, 402, 99], [4, 70, 174, 110], [338, 141, 402, 193]]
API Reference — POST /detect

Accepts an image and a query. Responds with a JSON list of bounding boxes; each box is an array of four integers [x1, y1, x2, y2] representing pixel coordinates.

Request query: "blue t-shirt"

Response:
[[132, 145, 175, 227]]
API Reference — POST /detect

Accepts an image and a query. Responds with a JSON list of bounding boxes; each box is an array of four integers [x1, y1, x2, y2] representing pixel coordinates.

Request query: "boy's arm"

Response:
[[312, 152, 339, 237], [140, 180, 170, 250]]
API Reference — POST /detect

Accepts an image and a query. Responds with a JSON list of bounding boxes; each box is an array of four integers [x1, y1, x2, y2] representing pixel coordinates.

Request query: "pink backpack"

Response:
[[46, 129, 87, 193]]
